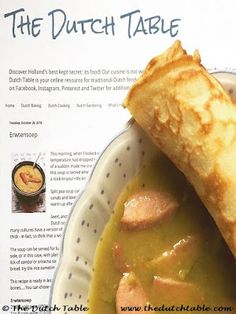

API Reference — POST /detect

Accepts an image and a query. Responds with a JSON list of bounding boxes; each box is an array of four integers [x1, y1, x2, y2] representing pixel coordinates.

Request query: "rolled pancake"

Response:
[[124, 40, 236, 258]]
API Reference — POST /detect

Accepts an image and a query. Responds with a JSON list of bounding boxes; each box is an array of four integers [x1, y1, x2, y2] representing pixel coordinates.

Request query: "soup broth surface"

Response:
[[14, 164, 43, 193], [88, 154, 236, 313]]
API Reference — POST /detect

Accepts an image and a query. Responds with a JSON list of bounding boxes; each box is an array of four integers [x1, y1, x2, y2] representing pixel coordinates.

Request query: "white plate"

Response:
[[50, 72, 236, 313]]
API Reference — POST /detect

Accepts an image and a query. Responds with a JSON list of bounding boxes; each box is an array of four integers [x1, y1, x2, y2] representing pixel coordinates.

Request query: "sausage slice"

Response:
[[152, 276, 205, 305], [112, 241, 131, 273], [121, 190, 178, 231], [148, 234, 201, 279], [116, 272, 148, 314]]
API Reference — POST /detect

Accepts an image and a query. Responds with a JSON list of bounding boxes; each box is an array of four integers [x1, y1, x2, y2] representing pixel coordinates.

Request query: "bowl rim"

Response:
[[48, 70, 236, 310], [48, 118, 135, 309]]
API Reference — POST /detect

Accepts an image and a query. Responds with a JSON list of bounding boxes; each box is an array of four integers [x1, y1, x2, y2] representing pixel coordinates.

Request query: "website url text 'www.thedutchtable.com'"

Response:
[[120, 304, 234, 312]]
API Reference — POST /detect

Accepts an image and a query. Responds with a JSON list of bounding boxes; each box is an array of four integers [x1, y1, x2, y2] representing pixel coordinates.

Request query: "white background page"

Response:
[[0, 0, 236, 312]]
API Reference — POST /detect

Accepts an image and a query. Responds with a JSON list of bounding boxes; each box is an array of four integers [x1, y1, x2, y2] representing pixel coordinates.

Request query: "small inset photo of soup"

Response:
[[11, 153, 46, 213]]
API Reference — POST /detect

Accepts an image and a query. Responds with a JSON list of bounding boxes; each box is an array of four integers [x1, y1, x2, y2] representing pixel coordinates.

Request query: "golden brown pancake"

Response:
[[124, 40, 236, 258]]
